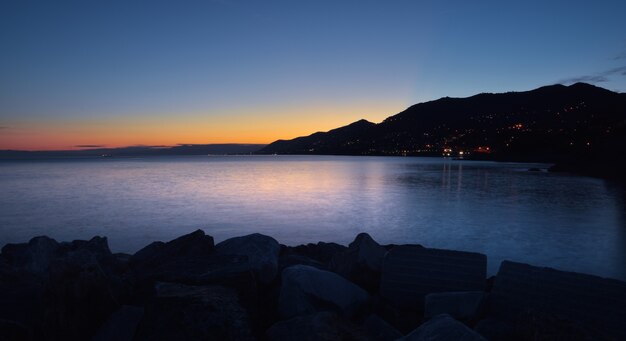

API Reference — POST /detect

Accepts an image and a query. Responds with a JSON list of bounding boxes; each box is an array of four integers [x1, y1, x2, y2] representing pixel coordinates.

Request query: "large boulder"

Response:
[[267, 312, 368, 341], [1, 236, 129, 340], [329, 233, 387, 291], [424, 291, 486, 321], [130, 253, 257, 306], [279, 265, 369, 319], [129, 231, 253, 302], [0, 261, 45, 335], [484, 260, 626, 340], [1, 236, 62, 275], [380, 245, 486, 309], [130, 229, 215, 269], [216, 233, 280, 284], [43, 247, 120, 340], [398, 314, 486, 341], [134, 282, 254, 341]]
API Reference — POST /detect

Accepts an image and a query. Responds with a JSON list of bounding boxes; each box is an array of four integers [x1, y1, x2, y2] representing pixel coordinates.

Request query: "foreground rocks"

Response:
[[278, 265, 369, 319], [1, 230, 625, 340]]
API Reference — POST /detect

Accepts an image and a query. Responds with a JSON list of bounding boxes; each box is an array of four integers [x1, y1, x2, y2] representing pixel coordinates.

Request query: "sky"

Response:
[[1, 0, 626, 150]]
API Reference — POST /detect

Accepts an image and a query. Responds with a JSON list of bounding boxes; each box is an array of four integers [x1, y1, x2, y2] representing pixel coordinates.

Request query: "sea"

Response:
[[1, 155, 625, 280]]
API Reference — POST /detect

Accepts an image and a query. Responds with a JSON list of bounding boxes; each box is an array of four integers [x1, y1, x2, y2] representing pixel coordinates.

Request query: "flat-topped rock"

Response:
[[486, 260, 626, 340], [380, 245, 486, 309]]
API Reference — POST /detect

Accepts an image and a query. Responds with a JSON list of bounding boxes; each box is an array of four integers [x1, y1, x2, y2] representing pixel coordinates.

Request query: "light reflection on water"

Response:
[[0, 155, 624, 280]]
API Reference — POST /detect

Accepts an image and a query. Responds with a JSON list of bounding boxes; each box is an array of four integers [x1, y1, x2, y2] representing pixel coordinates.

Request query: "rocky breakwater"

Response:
[[1, 230, 626, 340]]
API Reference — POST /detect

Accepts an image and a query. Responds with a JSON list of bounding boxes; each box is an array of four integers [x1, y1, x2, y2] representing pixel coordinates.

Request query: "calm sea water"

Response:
[[1, 155, 625, 280]]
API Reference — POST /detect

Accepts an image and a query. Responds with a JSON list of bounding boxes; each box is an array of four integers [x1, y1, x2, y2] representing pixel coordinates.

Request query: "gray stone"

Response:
[[397, 314, 486, 341], [279, 265, 369, 319], [216, 233, 280, 284], [486, 260, 626, 340], [267, 312, 367, 341], [135, 282, 254, 341], [363, 314, 402, 341], [424, 291, 485, 320], [380, 245, 486, 309], [91, 305, 144, 341]]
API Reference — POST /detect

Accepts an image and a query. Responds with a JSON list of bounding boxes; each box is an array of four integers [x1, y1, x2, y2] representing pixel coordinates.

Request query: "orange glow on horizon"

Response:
[[0, 102, 403, 151]]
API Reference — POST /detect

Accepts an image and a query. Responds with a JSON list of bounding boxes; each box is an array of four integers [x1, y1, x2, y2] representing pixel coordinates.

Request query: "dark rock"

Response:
[[279, 265, 369, 319], [129, 241, 164, 266], [329, 232, 387, 292], [348, 233, 387, 271], [0, 263, 44, 333], [473, 318, 515, 341], [424, 291, 486, 321], [362, 314, 402, 341], [289, 242, 347, 264], [1, 236, 129, 340], [398, 314, 486, 341], [113, 252, 132, 263], [130, 254, 257, 306], [1, 236, 61, 275], [475, 312, 597, 341], [0, 319, 30, 341], [279, 254, 325, 272], [129, 231, 245, 303], [63, 236, 112, 258], [135, 282, 254, 341], [380, 245, 486, 309], [91, 305, 143, 341], [43, 248, 120, 340], [266, 311, 368, 341], [130, 230, 214, 269], [216, 233, 280, 284], [485, 260, 626, 340]]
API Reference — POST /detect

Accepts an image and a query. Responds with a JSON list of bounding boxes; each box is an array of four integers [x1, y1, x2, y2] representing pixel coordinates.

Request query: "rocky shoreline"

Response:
[[1, 230, 625, 340]]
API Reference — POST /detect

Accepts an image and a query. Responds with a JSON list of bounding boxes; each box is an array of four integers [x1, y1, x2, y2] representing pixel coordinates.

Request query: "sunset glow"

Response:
[[1, 1, 625, 151], [0, 102, 400, 150]]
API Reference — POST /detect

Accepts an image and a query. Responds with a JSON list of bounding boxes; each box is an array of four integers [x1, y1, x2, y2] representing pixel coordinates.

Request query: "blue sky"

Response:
[[1, 0, 625, 149]]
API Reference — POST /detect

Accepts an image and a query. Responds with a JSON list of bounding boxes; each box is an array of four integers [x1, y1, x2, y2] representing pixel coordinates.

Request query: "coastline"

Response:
[[2, 230, 625, 340]]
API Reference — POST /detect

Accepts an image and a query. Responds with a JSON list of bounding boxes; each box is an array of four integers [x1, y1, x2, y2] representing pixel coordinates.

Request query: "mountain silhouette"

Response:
[[260, 119, 376, 155], [258, 83, 626, 166]]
